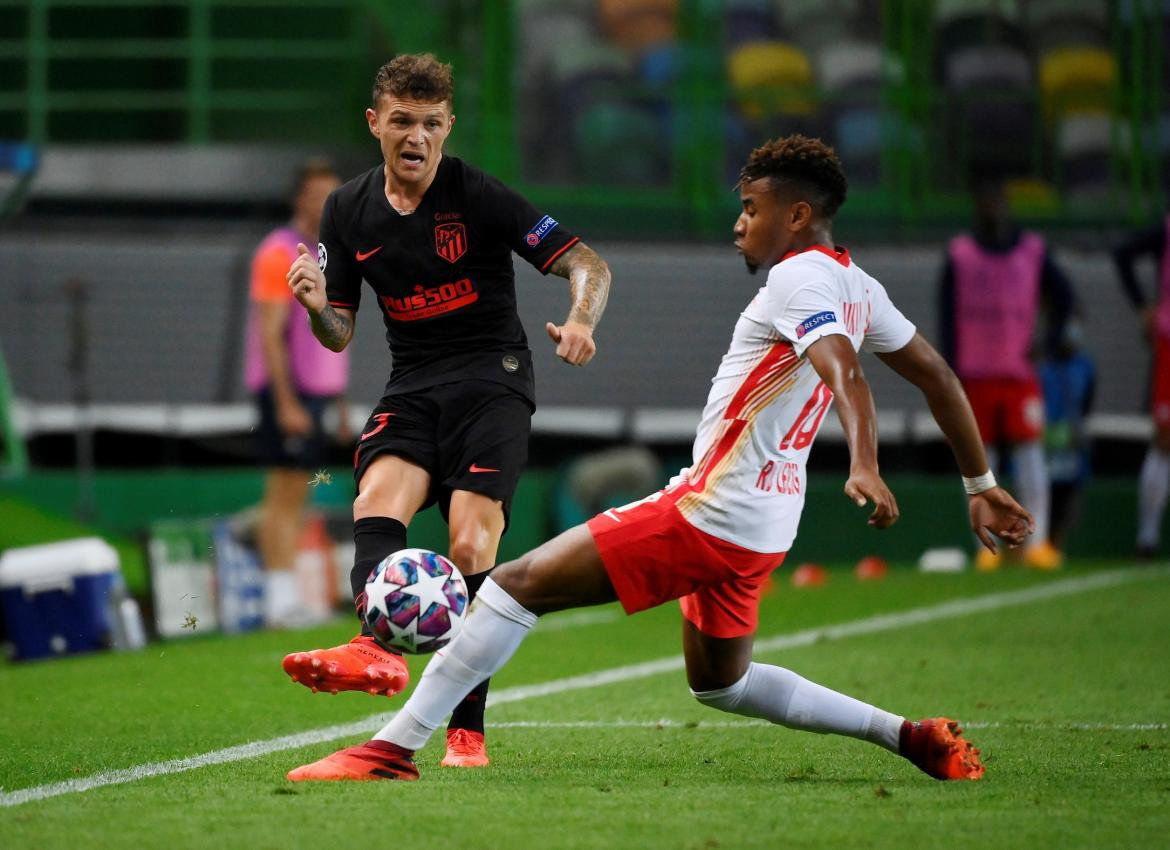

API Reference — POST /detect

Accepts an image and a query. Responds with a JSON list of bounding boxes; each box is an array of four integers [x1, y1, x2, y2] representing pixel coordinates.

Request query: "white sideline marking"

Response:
[[1, 567, 1164, 808]]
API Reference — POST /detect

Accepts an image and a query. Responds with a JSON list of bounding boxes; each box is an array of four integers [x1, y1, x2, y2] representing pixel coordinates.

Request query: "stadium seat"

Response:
[[774, 0, 859, 51], [933, 0, 1021, 26], [815, 41, 896, 96], [599, 0, 677, 54], [934, 10, 1029, 62], [727, 41, 815, 121], [943, 43, 1032, 91], [815, 41, 901, 188], [516, 2, 595, 81], [952, 91, 1040, 178], [831, 108, 884, 186], [725, 0, 783, 48], [572, 101, 668, 186], [1039, 47, 1116, 120], [1056, 112, 1114, 202], [1028, 7, 1110, 54], [531, 42, 635, 182]]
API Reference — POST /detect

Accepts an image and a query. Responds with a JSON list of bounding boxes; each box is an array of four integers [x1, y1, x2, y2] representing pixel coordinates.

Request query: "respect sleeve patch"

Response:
[[524, 214, 559, 247], [795, 310, 837, 339]]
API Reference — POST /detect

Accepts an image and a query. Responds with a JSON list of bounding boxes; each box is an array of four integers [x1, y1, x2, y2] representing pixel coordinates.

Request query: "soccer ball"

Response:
[[362, 548, 468, 654]]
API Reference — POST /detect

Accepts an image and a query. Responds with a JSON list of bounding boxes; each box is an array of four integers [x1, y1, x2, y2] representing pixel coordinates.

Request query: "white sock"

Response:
[[1013, 442, 1050, 545], [1138, 448, 1170, 549], [263, 570, 299, 624], [692, 662, 905, 753], [375, 578, 537, 751]]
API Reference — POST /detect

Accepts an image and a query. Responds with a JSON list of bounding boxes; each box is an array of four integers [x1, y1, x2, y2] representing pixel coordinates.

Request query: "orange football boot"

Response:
[[1024, 541, 1063, 571], [287, 740, 419, 782], [281, 635, 409, 697], [899, 717, 985, 780], [441, 729, 490, 768]]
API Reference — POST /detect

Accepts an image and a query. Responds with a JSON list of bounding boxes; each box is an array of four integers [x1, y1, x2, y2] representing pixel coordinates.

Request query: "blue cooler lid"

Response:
[[0, 537, 120, 590]]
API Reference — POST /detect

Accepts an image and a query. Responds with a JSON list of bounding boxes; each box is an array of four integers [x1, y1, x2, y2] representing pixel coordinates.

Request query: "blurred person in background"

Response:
[[938, 173, 1074, 570], [1039, 317, 1095, 551], [245, 159, 347, 628], [282, 53, 611, 768], [1112, 213, 1170, 559]]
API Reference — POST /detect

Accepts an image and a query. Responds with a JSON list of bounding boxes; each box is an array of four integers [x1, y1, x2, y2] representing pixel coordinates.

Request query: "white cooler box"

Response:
[[0, 537, 142, 661]]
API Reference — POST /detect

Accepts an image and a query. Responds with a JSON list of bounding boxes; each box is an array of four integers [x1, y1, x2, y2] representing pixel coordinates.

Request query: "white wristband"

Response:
[[962, 471, 997, 495]]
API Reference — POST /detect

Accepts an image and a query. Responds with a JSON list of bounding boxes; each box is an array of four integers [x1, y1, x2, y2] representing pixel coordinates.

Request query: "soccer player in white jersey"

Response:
[[288, 135, 1034, 783]]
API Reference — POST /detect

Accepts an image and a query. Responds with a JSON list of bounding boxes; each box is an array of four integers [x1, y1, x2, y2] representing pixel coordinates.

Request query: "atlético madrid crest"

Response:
[[434, 222, 467, 263]]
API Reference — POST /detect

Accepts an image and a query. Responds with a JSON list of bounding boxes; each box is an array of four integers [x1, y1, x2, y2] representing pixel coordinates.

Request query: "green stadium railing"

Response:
[[0, 0, 1164, 235]]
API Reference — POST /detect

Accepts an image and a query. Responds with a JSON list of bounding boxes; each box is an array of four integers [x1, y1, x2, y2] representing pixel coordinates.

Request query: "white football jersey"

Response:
[[668, 246, 916, 553]]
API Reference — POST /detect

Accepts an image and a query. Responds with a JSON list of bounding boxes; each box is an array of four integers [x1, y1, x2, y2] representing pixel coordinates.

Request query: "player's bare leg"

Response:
[[440, 490, 507, 767], [1014, 437, 1060, 569], [683, 621, 983, 780], [288, 525, 613, 780], [281, 455, 429, 697], [257, 468, 311, 627], [1137, 425, 1170, 559]]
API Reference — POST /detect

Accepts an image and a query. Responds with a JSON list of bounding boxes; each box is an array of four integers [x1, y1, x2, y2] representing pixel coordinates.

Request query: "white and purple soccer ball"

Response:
[[363, 548, 468, 655]]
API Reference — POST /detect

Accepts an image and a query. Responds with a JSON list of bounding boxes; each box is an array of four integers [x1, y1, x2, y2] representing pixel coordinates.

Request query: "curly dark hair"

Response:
[[371, 53, 454, 107], [738, 135, 848, 218]]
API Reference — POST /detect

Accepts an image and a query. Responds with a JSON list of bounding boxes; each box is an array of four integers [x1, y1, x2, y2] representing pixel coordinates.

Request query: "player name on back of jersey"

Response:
[[381, 278, 478, 322], [754, 460, 802, 495]]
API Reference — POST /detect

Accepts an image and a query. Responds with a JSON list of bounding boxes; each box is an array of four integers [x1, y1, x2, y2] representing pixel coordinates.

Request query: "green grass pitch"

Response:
[[2, 564, 1168, 849]]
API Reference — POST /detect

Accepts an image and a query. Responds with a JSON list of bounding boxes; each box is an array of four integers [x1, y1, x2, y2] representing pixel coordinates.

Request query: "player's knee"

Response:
[[490, 552, 545, 611], [351, 488, 383, 520], [691, 668, 751, 714], [448, 532, 490, 574]]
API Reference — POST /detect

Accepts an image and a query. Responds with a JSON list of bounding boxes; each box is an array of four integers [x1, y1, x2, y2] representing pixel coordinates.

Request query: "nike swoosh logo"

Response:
[[355, 246, 383, 261], [468, 464, 500, 473]]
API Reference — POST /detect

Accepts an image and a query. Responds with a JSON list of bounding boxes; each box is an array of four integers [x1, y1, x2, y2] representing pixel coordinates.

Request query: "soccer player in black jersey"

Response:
[[281, 54, 611, 768]]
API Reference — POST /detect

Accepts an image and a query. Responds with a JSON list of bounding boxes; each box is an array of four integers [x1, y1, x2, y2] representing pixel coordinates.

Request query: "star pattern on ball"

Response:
[[407, 566, 455, 617], [382, 616, 418, 653]]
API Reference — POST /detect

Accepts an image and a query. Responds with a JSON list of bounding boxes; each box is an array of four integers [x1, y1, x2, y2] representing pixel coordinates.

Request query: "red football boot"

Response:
[[440, 729, 490, 768], [287, 740, 419, 782], [281, 635, 409, 697], [899, 717, 985, 780]]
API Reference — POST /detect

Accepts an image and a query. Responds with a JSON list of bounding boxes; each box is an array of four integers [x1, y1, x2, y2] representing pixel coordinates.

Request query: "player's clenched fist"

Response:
[[287, 242, 328, 314], [546, 320, 596, 366]]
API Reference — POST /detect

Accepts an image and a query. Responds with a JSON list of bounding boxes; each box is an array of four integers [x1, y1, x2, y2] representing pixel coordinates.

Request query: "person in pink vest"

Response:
[[938, 175, 1073, 570], [1112, 214, 1170, 559], [245, 159, 348, 626]]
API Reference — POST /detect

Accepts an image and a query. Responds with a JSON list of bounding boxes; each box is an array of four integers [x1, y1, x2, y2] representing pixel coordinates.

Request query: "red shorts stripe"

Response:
[[586, 491, 785, 639], [961, 376, 1044, 444], [1153, 334, 1170, 428]]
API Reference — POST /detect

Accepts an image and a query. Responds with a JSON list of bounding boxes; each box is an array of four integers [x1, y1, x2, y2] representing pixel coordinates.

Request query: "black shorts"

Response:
[[255, 388, 333, 470], [354, 380, 533, 525]]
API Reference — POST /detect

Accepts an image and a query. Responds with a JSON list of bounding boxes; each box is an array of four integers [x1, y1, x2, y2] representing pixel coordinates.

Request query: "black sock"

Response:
[[352, 516, 408, 635], [449, 569, 492, 734]]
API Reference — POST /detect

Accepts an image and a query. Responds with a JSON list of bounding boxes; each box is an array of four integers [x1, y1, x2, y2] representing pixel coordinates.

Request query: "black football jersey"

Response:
[[319, 155, 579, 402]]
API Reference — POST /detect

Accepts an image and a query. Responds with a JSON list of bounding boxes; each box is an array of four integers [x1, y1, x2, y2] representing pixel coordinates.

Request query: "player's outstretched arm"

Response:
[[287, 242, 355, 352], [545, 242, 611, 366], [805, 334, 899, 529], [876, 333, 1034, 551]]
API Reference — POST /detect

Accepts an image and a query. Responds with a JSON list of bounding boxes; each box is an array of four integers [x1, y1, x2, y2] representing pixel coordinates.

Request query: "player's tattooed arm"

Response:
[[544, 242, 610, 366], [309, 305, 355, 352], [549, 242, 611, 329]]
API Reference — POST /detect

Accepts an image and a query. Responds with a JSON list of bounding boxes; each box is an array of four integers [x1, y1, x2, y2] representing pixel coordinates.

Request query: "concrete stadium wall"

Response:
[[0, 230, 1154, 417]]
